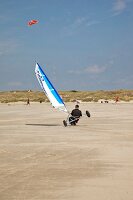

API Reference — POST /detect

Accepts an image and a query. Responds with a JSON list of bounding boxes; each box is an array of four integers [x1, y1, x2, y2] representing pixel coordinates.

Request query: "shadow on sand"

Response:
[[26, 123, 61, 127]]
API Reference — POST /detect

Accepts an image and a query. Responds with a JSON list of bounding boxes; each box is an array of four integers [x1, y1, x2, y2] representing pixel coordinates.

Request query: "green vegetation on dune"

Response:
[[0, 90, 133, 103]]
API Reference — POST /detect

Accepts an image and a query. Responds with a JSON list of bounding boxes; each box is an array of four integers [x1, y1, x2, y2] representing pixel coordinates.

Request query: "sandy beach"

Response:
[[0, 102, 133, 200]]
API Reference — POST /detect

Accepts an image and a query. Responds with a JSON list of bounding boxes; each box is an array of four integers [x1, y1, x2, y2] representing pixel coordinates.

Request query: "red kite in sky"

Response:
[[28, 19, 39, 26]]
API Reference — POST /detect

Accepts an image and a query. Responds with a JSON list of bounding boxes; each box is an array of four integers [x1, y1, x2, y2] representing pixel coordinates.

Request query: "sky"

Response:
[[0, 0, 133, 91]]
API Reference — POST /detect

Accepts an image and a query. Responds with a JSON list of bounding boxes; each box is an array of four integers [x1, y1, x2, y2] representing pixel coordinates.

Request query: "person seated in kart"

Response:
[[69, 104, 82, 125]]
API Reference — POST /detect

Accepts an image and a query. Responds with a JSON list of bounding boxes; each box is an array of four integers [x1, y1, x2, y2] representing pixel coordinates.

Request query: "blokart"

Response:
[[63, 110, 91, 127], [35, 63, 91, 127]]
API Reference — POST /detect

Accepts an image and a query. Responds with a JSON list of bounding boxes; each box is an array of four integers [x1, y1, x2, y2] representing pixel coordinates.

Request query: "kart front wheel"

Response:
[[63, 120, 67, 127]]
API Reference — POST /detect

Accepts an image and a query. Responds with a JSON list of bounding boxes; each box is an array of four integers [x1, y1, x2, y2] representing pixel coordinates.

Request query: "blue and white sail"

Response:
[[35, 63, 67, 112]]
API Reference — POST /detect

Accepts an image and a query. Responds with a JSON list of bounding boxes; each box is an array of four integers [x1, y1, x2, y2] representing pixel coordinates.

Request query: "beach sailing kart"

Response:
[[63, 110, 91, 127], [35, 62, 91, 126]]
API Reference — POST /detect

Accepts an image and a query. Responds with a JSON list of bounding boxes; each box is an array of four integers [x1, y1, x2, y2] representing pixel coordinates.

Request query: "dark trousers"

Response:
[[69, 116, 79, 125]]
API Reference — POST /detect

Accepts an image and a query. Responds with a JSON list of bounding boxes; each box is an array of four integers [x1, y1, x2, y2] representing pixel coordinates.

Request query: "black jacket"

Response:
[[71, 108, 82, 118]]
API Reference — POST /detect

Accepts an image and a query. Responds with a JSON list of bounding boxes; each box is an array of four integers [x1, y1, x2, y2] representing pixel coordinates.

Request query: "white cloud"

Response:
[[7, 82, 22, 87], [113, 0, 126, 15], [87, 20, 100, 27], [62, 16, 100, 36], [63, 17, 87, 35], [85, 65, 107, 74], [75, 17, 87, 26], [68, 69, 81, 74], [0, 39, 19, 56], [114, 75, 133, 87], [68, 65, 107, 75]]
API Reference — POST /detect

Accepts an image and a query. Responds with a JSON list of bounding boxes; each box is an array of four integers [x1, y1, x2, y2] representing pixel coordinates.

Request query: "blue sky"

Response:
[[0, 0, 133, 91]]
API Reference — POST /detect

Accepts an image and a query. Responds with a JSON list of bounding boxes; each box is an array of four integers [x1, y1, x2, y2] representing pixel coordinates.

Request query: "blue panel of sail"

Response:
[[37, 63, 64, 105]]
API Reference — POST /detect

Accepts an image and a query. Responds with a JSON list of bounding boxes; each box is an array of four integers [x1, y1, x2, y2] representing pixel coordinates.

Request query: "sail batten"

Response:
[[35, 63, 67, 112]]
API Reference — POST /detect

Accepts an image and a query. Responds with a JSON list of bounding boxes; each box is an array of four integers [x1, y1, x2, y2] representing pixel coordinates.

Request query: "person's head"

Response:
[[75, 104, 79, 109]]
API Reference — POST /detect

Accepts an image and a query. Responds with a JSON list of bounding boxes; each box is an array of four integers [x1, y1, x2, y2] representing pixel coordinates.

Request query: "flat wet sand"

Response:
[[0, 102, 133, 200]]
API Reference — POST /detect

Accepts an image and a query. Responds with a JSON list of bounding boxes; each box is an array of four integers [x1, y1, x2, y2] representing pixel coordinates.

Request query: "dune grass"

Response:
[[0, 90, 133, 103]]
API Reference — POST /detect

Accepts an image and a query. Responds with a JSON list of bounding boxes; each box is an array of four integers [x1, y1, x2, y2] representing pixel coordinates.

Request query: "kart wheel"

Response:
[[86, 110, 90, 117], [63, 120, 67, 127]]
